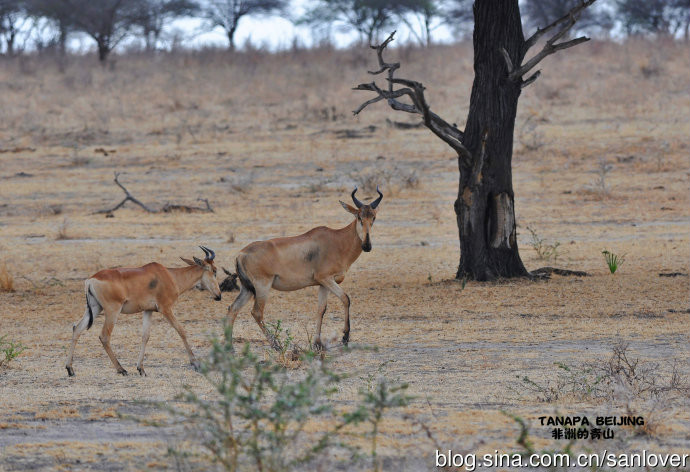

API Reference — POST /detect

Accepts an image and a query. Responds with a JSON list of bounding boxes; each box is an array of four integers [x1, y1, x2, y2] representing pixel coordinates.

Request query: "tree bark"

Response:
[[227, 26, 236, 51], [454, 0, 528, 281], [97, 38, 110, 62]]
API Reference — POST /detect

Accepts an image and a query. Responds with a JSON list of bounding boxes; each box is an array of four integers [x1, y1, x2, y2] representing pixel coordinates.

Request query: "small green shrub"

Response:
[[602, 250, 625, 274], [526, 226, 561, 262], [153, 324, 410, 471], [0, 335, 26, 368]]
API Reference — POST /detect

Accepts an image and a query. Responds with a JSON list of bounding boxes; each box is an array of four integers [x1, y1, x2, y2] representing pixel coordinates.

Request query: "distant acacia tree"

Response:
[[299, 0, 399, 45], [0, 0, 27, 55], [617, 0, 690, 38], [202, 0, 287, 50], [393, 0, 443, 47], [442, 0, 474, 39], [54, 0, 139, 62], [132, 0, 198, 51], [26, 0, 75, 55]]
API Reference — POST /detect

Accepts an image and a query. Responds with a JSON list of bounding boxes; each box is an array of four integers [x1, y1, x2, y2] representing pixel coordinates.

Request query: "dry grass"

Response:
[[0, 39, 688, 470], [0, 263, 14, 292]]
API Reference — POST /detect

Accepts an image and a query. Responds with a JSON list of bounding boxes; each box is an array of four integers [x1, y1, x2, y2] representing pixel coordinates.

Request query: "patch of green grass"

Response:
[[0, 335, 26, 368], [602, 250, 625, 274]]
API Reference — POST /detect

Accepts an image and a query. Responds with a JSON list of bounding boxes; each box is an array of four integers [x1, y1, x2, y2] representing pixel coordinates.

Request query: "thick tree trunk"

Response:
[[454, 0, 528, 281], [97, 38, 110, 62], [227, 26, 236, 51]]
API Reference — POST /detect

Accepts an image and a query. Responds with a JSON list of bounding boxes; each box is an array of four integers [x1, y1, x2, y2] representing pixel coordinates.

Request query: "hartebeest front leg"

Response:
[[161, 309, 199, 371], [136, 311, 153, 376], [100, 307, 127, 375], [314, 285, 328, 350], [318, 278, 351, 346]]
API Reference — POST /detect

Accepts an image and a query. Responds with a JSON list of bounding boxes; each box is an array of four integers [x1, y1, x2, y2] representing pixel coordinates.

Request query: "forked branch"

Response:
[[353, 31, 472, 163], [96, 172, 214, 215], [510, 0, 597, 87]]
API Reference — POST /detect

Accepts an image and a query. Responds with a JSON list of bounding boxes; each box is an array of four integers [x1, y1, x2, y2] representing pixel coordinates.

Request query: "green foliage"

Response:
[[526, 226, 562, 262], [345, 379, 410, 471], [0, 335, 26, 368], [265, 320, 296, 362], [512, 362, 605, 403], [602, 250, 624, 274], [157, 324, 410, 471]]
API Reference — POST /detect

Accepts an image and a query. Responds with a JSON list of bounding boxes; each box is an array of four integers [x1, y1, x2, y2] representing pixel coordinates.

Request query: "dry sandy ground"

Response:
[[0, 39, 689, 470]]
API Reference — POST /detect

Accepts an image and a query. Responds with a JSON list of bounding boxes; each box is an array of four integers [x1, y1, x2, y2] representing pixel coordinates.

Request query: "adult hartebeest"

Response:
[[227, 187, 383, 350], [65, 247, 221, 377]]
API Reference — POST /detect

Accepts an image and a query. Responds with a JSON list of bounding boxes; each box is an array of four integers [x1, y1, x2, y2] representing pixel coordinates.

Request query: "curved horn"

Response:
[[199, 246, 215, 261], [370, 186, 383, 209], [351, 187, 363, 208]]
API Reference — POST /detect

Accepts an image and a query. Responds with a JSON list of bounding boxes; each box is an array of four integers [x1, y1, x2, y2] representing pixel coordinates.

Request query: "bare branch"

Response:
[[523, 0, 597, 53], [521, 70, 541, 88], [353, 31, 472, 162], [511, 0, 597, 86], [97, 172, 157, 214], [500, 47, 513, 74], [97, 172, 213, 215]]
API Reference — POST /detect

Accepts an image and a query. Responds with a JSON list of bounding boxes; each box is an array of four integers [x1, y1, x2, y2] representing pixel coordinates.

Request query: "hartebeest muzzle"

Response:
[[362, 234, 372, 252]]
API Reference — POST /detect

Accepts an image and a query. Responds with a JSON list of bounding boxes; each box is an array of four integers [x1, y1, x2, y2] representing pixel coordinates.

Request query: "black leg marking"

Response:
[[66, 366, 74, 377]]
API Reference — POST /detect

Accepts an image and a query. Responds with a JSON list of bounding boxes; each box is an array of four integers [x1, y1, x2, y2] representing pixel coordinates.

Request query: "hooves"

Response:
[[118, 368, 128, 376], [191, 360, 201, 372], [342, 332, 350, 346], [137, 367, 147, 377], [66, 366, 75, 377]]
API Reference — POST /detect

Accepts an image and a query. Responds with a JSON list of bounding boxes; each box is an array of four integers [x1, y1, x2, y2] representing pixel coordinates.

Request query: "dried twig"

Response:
[[96, 172, 213, 214], [353, 31, 472, 163], [97, 172, 156, 214]]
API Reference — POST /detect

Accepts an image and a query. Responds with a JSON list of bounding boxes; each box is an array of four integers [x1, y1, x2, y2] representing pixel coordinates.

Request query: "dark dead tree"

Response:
[[354, 0, 597, 281], [97, 172, 214, 215]]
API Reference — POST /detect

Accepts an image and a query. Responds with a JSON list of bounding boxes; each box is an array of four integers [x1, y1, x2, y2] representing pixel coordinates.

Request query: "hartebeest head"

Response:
[[181, 246, 222, 300], [340, 187, 383, 252]]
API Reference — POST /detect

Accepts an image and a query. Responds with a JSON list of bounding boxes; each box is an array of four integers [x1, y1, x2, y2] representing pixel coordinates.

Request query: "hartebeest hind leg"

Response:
[[160, 309, 200, 371], [226, 285, 253, 345], [318, 278, 351, 346], [65, 307, 94, 376], [250, 284, 281, 351], [314, 285, 329, 350], [136, 310, 153, 376], [100, 307, 127, 375]]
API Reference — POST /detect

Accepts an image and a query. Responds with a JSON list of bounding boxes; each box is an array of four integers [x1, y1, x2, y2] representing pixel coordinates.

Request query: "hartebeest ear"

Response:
[[180, 257, 196, 266], [340, 201, 359, 215], [193, 256, 205, 267]]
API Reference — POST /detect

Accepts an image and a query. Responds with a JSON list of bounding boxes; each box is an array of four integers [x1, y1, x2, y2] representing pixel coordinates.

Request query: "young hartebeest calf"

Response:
[[65, 247, 221, 377], [227, 187, 383, 350]]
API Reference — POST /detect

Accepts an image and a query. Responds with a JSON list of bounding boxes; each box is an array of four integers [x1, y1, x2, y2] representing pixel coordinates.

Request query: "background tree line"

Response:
[[0, 0, 688, 61]]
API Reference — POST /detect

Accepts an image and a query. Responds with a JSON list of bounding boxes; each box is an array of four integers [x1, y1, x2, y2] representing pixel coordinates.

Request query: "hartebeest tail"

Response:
[[226, 187, 383, 350], [85, 285, 100, 330], [65, 246, 221, 377]]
